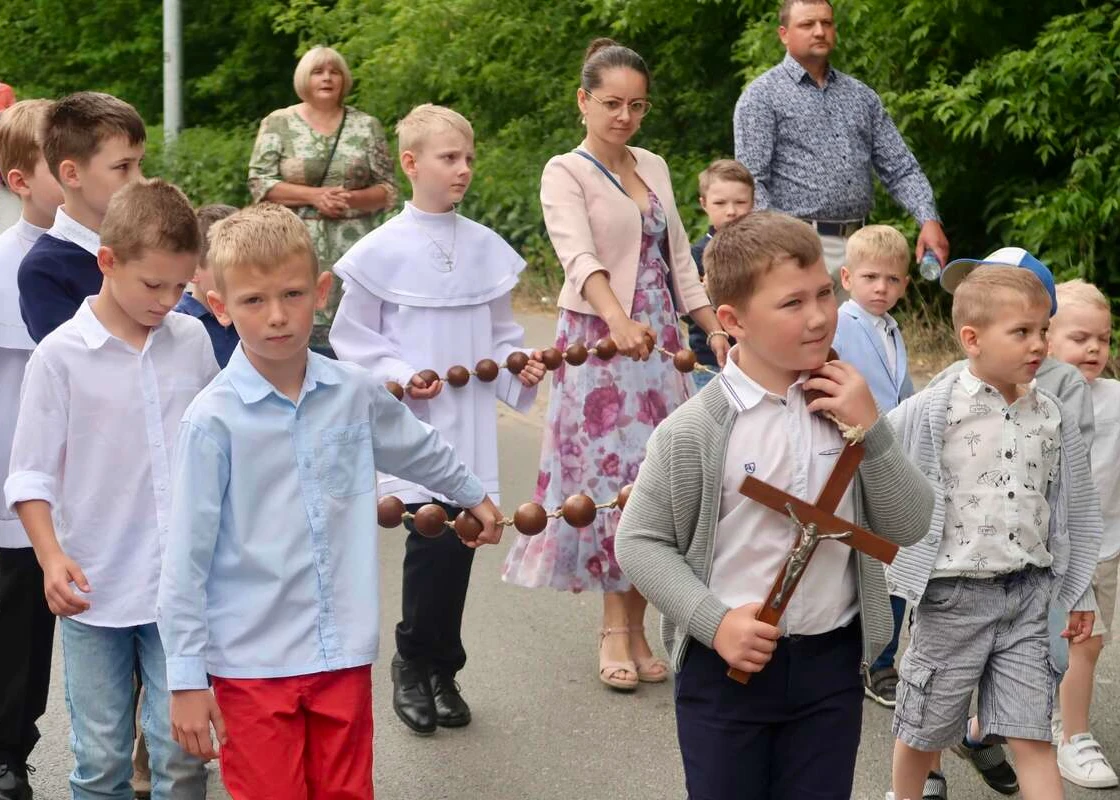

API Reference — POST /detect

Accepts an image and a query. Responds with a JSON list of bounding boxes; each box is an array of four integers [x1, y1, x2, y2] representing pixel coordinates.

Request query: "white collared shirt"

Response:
[[1090, 378, 1120, 561], [934, 369, 1060, 577], [711, 350, 859, 635], [47, 206, 99, 256], [4, 300, 218, 626], [873, 314, 897, 376]]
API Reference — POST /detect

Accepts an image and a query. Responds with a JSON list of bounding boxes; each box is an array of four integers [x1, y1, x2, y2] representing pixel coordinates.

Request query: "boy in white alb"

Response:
[[1048, 278, 1120, 789], [330, 104, 545, 736]]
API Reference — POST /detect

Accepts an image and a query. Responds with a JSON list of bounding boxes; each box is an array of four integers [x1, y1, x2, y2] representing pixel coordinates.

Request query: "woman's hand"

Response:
[[314, 187, 351, 218], [607, 316, 656, 361]]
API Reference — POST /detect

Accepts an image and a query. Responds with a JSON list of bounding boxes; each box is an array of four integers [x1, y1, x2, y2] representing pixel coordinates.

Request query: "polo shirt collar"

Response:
[[225, 344, 342, 405], [49, 207, 100, 256], [719, 346, 809, 413], [960, 367, 1037, 399]]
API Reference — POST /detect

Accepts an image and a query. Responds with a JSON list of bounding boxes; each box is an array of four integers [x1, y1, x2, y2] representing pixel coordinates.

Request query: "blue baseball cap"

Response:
[[940, 247, 1057, 316]]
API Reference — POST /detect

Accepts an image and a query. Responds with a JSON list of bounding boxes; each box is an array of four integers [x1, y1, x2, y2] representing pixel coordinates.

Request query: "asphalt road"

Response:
[[24, 311, 1120, 799]]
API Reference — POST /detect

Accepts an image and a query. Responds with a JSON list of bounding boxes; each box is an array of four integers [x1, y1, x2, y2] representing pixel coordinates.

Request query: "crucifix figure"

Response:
[[727, 439, 901, 684]]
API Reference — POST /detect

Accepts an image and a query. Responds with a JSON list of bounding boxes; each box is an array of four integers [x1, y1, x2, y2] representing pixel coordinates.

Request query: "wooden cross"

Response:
[[726, 441, 900, 684]]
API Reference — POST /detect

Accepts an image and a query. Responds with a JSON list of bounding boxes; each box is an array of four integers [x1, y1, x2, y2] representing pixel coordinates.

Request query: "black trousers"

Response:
[[0, 547, 56, 767], [675, 619, 864, 800], [394, 501, 475, 675]]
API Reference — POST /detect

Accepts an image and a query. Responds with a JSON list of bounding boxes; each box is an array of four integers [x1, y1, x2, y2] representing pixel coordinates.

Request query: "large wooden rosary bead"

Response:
[[418, 369, 441, 387], [446, 365, 471, 387], [564, 343, 588, 366], [385, 381, 405, 401], [413, 504, 449, 538], [541, 347, 564, 371], [673, 349, 698, 373], [506, 351, 529, 375], [475, 358, 500, 382], [454, 510, 483, 543], [513, 502, 548, 536], [377, 496, 406, 528], [561, 494, 597, 528], [591, 337, 617, 361], [616, 484, 633, 511]]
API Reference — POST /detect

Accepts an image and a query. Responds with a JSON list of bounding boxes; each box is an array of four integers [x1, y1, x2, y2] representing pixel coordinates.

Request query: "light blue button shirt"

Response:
[[157, 345, 486, 689]]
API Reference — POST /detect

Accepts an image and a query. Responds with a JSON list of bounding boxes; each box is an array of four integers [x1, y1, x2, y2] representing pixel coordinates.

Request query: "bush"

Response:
[[144, 124, 257, 208]]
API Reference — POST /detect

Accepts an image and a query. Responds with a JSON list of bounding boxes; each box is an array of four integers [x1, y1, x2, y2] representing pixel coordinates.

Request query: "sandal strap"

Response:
[[600, 626, 629, 638]]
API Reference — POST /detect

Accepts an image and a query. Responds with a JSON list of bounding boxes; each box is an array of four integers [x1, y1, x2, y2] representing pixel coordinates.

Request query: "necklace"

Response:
[[410, 205, 457, 272]]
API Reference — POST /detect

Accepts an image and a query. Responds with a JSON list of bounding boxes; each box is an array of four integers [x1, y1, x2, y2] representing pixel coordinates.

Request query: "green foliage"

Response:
[[143, 125, 256, 208]]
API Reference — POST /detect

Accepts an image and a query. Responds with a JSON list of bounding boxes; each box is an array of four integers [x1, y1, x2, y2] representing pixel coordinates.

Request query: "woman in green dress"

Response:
[[248, 45, 398, 349]]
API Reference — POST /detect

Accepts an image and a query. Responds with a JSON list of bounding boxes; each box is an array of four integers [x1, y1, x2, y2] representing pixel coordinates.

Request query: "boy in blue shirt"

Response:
[[158, 202, 502, 800], [173, 204, 240, 367], [832, 224, 914, 708]]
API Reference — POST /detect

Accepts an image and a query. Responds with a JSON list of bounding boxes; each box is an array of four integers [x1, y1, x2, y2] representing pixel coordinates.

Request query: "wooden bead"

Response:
[[541, 347, 564, 371], [475, 358, 500, 382], [506, 351, 529, 375], [561, 494, 597, 529], [513, 502, 548, 536], [673, 349, 698, 373], [446, 365, 471, 387], [454, 510, 483, 543], [385, 381, 405, 401], [413, 504, 448, 538], [564, 343, 588, 366], [644, 331, 656, 351], [592, 337, 617, 360], [377, 496, 406, 528], [418, 369, 440, 387], [617, 484, 633, 512]]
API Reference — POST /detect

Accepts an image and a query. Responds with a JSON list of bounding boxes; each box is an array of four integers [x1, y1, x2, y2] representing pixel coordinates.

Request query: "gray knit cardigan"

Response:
[[615, 380, 934, 672]]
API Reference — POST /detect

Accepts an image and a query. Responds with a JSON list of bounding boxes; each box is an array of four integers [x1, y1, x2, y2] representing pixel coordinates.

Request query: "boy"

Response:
[[157, 202, 503, 799], [684, 158, 753, 388], [887, 266, 1101, 800], [329, 104, 544, 736], [173, 203, 240, 367], [4, 178, 214, 800], [17, 91, 145, 342], [615, 211, 933, 799], [1048, 279, 1119, 788], [832, 224, 914, 708], [0, 98, 63, 800]]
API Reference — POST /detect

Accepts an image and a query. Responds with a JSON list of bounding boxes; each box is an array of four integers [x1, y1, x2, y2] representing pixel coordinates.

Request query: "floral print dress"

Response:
[[502, 192, 691, 592]]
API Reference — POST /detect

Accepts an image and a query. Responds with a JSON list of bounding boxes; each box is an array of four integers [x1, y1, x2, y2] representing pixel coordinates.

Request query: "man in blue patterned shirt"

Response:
[[734, 0, 949, 296]]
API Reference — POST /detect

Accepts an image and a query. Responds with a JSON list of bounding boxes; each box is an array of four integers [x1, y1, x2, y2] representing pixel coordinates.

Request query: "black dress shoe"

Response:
[[391, 653, 437, 736], [0, 763, 32, 800], [430, 672, 472, 728]]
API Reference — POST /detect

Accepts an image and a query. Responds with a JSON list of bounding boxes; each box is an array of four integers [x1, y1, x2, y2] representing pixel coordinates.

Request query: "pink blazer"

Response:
[[540, 143, 709, 318]]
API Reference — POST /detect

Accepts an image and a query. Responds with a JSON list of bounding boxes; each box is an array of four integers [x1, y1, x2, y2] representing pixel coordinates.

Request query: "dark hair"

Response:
[[704, 211, 822, 308], [196, 204, 239, 267], [41, 91, 146, 180], [580, 38, 650, 92], [779, 0, 833, 27]]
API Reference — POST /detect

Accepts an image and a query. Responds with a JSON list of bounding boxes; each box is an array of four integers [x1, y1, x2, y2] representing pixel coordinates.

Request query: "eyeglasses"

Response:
[[586, 91, 652, 118]]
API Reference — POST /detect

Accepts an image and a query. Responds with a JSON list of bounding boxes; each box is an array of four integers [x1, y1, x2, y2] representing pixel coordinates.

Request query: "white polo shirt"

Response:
[[711, 351, 859, 635]]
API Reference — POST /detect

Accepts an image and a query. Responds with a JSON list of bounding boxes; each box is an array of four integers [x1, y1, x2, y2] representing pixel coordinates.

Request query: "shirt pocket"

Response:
[[321, 422, 375, 498]]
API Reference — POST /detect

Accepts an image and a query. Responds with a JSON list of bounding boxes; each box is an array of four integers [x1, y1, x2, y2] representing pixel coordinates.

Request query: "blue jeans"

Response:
[[870, 594, 907, 672], [692, 368, 716, 392], [60, 619, 206, 800]]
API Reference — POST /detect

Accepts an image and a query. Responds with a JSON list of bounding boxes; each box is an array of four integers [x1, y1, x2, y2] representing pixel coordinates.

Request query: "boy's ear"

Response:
[[4, 167, 30, 197], [958, 325, 981, 356], [716, 302, 747, 340], [207, 289, 233, 328], [399, 150, 417, 178], [314, 271, 333, 310], [96, 245, 117, 277], [57, 158, 81, 189], [839, 265, 853, 291], [698, 194, 709, 213]]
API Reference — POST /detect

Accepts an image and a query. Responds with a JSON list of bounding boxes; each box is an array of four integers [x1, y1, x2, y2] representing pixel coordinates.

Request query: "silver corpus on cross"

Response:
[[772, 504, 853, 609]]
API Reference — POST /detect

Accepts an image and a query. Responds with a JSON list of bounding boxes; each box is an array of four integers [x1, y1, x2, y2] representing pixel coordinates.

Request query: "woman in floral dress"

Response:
[[248, 46, 397, 351], [501, 39, 728, 690]]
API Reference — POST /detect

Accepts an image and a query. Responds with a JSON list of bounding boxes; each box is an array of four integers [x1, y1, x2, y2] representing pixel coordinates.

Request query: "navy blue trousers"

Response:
[[675, 619, 864, 800]]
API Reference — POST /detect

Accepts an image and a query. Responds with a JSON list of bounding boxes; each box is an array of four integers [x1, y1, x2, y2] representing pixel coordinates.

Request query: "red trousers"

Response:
[[212, 665, 374, 800]]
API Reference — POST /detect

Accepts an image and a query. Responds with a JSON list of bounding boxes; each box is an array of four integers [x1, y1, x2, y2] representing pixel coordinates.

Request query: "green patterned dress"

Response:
[[248, 104, 398, 339]]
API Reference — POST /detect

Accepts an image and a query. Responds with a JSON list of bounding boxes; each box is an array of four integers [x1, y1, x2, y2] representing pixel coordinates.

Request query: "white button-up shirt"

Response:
[[4, 300, 218, 626], [47, 206, 99, 256], [873, 314, 898, 377], [934, 369, 1060, 577], [711, 351, 859, 635]]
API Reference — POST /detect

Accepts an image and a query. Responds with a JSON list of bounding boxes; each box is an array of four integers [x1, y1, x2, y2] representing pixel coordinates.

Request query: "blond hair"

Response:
[[101, 179, 199, 263], [704, 211, 823, 308], [0, 99, 52, 177], [845, 224, 910, 274], [207, 203, 318, 293], [698, 159, 755, 198], [41, 92, 146, 180], [293, 46, 353, 105], [1055, 279, 1110, 313], [952, 267, 1052, 331], [395, 104, 474, 154]]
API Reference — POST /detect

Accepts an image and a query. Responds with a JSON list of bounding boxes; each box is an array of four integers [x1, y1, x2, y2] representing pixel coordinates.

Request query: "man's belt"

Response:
[[804, 219, 864, 238]]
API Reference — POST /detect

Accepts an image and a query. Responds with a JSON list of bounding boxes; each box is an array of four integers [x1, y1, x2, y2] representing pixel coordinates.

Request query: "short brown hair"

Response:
[[41, 92, 146, 180], [207, 203, 318, 294], [704, 211, 823, 307], [196, 204, 238, 269], [101, 179, 200, 263], [0, 99, 52, 177], [779, 0, 833, 27], [698, 159, 755, 198], [844, 225, 910, 274], [952, 267, 1052, 332]]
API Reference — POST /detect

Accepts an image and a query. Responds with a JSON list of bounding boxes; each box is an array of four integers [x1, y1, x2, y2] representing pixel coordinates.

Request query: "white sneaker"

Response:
[[1052, 716, 1064, 746], [1057, 733, 1120, 789]]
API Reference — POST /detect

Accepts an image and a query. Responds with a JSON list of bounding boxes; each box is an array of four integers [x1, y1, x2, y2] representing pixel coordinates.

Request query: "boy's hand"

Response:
[[467, 496, 504, 547], [171, 689, 227, 762], [518, 351, 547, 388], [712, 602, 781, 674], [803, 360, 879, 431], [406, 372, 443, 400], [1064, 611, 1095, 645], [41, 552, 91, 617]]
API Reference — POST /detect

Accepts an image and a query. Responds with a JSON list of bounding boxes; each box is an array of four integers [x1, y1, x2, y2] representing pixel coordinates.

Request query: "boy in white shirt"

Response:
[[1048, 278, 1120, 789], [330, 104, 544, 736], [5, 178, 216, 800], [0, 98, 63, 800]]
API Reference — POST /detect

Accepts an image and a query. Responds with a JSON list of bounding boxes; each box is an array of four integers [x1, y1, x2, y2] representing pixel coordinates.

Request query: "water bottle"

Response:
[[919, 250, 942, 281]]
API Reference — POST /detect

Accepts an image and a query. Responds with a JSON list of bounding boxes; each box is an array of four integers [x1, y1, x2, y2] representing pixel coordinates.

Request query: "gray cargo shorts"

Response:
[[892, 567, 1058, 751]]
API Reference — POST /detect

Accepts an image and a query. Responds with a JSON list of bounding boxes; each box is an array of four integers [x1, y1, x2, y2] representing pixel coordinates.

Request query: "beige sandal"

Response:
[[628, 626, 670, 683], [598, 627, 639, 691]]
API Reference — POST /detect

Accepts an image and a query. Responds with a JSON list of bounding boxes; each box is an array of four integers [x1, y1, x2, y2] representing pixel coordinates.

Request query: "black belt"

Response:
[[804, 219, 863, 238]]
